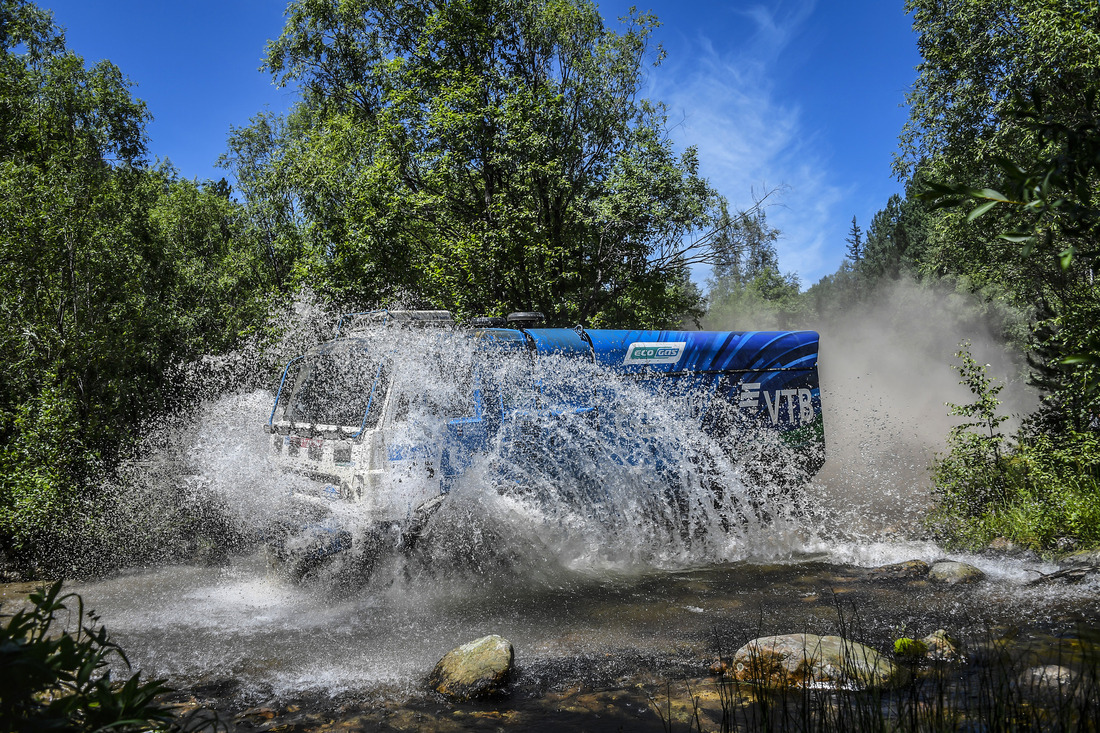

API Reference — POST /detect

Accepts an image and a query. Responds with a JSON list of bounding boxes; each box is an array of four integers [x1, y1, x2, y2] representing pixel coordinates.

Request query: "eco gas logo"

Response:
[[623, 341, 686, 365]]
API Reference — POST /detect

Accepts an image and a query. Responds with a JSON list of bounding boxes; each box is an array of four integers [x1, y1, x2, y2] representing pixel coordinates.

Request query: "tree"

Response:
[[906, 0, 1100, 432], [844, 215, 862, 264], [236, 0, 729, 326], [705, 208, 802, 329], [0, 0, 270, 573], [219, 112, 308, 294], [861, 194, 911, 280], [900, 0, 1100, 299], [897, 0, 1100, 548]]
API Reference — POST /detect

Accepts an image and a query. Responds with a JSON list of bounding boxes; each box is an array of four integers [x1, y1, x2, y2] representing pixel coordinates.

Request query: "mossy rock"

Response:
[[731, 634, 909, 690], [893, 637, 928, 661], [921, 629, 964, 661], [428, 635, 514, 701], [929, 561, 985, 584]]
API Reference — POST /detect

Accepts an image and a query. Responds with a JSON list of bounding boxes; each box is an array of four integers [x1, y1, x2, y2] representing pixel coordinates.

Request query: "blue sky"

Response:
[[40, 0, 920, 287]]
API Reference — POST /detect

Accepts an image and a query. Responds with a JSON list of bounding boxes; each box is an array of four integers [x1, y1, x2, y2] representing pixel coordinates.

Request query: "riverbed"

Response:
[[31, 542, 1091, 730]]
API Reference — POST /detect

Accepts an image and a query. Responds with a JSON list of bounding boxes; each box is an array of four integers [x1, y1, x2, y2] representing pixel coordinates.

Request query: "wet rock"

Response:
[[928, 560, 985, 584], [920, 629, 963, 661], [868, 560, 930, 579], [1055, 537, 1079, 553], [428, 634, 514, 701], [1017, 665, 1083, 701], [729, 633, 909, 690], [1063, 546, 1100, 565]]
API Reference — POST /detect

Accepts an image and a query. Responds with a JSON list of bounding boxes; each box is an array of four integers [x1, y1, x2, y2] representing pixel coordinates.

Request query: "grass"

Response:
[[694, 618, 1099, 732]]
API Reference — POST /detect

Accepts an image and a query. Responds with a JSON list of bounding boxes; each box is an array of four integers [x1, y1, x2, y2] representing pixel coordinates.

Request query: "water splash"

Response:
[[64, 305, 1099, 700], [103, 317, 824, 587]]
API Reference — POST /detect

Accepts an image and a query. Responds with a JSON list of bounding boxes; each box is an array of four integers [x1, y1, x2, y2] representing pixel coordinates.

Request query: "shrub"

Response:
[[928, 342, 1100, 551], [0, 580, 181, 732]]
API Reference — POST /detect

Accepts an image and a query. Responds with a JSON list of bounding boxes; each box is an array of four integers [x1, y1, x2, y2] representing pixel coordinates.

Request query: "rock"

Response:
[[1055, 537, 1078, 553], [920, 629, 963, 661], [428, 635, 514, 701], [729, 634, 909, 690], [1017, 665, 1082, 701], [928, 560, 985, 584], [868, 560, 930, 579], [988, 536, 1023, 554], [1063, 546, 1100, 565]]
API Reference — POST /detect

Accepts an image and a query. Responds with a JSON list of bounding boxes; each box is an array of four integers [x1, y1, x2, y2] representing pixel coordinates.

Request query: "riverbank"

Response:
[[161, 622, 1100, 732]]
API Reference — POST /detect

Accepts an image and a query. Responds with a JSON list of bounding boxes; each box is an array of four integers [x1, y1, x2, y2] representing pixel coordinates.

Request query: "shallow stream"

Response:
[[61, 546, 1098, 703]]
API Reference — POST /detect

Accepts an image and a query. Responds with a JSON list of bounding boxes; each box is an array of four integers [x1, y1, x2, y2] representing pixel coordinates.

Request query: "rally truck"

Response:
[[262, 310, 823, 578]]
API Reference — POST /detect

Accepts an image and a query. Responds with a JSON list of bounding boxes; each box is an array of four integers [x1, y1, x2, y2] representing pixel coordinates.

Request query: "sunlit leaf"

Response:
[[1061, 354, 1100, 366], [1059, 247, 1075, 269], [967, 200, 1000, 220], [975, 188, 1011, 202]]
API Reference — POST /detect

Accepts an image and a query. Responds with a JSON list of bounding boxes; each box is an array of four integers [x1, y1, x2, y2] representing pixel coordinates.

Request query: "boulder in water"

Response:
[[1017, 665, 1085, 702], [1063, 546, 1100, 565], [928, 560, 984, 584], [728, 634, 909, 690], [920, 629, 963, 661], [429, 635, 514, 701], [867, 560, 930, 579]]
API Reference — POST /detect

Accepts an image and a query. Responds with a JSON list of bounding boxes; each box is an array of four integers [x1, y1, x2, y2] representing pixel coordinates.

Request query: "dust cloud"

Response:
[[808, 278, 1033, 538], [703, 276, 1034, 539]]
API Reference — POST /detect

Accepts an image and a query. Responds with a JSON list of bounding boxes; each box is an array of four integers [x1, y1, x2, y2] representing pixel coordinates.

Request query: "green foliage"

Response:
[[931, 429, 1100, 551], [1026, 295, 1100, 432], [0, 580, 178, 732], [225, 0, 727, 326], [929, 342, 1011, 524], [0, 1, 274, 575], [902, 0, 1100, 301], [705, 207, 803, 329], [893, 0, 1100, 546], [928, 344, 1100, 550], [844, 216, 862, 265], [995, 431, 1100, 550]]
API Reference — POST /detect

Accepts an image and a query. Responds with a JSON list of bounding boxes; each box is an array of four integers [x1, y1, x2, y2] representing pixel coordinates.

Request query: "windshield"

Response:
[[277, 344, 389, 429]]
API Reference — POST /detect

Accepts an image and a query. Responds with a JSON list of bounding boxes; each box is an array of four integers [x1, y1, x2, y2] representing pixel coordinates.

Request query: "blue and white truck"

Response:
[[263, 310, 823, 577]]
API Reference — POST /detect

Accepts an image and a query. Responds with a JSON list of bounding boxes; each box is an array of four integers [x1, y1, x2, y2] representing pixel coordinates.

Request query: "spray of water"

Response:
[[92, 274, 1044, 589], [98, 306, 827, 589], [807, 281, 1038, 571], [67, 292, 1100, 700]]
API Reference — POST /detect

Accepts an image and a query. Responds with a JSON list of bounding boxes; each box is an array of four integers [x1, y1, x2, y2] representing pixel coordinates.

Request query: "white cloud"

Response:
[[645, 0, 844, 285]]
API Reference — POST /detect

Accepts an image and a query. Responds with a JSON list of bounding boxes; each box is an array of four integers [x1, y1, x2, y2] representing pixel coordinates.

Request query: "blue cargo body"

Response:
[[471, 327, 823, 467]]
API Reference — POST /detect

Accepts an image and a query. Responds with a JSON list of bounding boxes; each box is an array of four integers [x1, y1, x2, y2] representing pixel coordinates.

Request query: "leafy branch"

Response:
[[920, 89, 1100, 268], [0, 580, 199, 732]]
